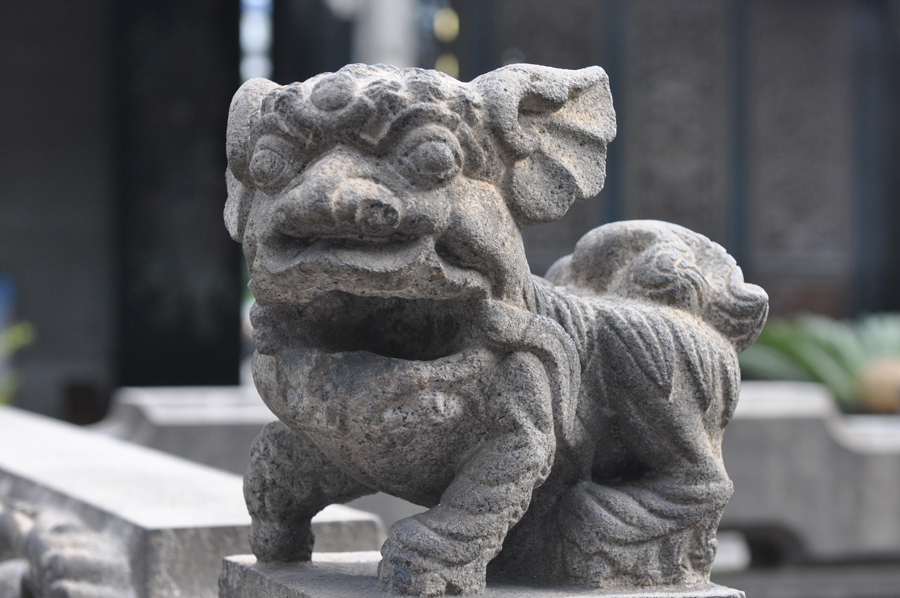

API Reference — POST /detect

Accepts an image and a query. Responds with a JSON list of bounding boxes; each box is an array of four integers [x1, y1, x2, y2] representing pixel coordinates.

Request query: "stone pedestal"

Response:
[[714, 562, 900, 598], [219, 556, 745, 598]]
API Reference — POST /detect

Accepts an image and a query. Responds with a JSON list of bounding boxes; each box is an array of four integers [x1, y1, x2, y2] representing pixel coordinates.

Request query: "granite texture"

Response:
[[95, 382, 422, 532], [227, 63, 767, 596]]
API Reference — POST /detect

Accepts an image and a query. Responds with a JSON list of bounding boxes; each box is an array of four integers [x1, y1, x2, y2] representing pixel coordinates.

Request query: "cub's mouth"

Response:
[[251, 291, 486, 362]]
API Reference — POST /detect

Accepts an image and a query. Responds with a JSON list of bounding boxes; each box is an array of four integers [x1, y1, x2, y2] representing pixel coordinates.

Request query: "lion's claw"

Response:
[[379, 535, 486, 597]]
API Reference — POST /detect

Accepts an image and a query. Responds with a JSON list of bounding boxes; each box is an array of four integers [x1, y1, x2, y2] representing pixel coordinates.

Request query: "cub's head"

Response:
[[547, 220, 768, 352], [225, 63, 614, 361]]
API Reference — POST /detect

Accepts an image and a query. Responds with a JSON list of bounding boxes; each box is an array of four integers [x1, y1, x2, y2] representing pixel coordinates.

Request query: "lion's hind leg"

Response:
[[558, 479, 727, 589]]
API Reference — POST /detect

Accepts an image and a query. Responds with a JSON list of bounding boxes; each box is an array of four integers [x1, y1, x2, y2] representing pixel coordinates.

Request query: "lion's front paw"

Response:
[[378, 542, 449, 598], [249, 517, 314, 563], [378, 520, 487, 597]]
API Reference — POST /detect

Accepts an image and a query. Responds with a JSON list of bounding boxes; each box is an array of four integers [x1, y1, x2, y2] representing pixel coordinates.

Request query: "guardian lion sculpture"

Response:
[[225, 63, 767, 596]]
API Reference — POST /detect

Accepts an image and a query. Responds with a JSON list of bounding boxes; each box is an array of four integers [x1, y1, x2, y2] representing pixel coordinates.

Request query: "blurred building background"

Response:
[[1, 0, 898, 421]]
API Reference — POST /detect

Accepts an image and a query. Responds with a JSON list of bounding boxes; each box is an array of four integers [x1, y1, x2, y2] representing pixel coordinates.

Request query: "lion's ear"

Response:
[[225, 78, 278, 241], [475, 65, 616, 228], [224, 168, 255, 242], [227, 78, 279, 184]]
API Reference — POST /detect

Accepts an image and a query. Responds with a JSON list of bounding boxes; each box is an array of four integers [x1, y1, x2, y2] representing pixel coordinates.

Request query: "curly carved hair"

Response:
[[546, 220, 768, 352]]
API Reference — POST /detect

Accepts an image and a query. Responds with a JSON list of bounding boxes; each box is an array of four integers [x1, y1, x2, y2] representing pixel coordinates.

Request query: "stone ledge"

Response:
[[713, 562, 900, 598], [219, 555, 745, 598], [722, 382, 900, 562], [0, 406, 384, 597], [94, 384, 274, 475]]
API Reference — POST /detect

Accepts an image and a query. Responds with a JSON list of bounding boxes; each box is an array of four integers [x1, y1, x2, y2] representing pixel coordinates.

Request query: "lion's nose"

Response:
[[333, 179, 402, 234], [274, 177, 404, 238]]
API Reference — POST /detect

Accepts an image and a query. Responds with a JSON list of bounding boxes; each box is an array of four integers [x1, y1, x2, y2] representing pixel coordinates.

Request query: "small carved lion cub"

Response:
[[225, 63, 767, 596]]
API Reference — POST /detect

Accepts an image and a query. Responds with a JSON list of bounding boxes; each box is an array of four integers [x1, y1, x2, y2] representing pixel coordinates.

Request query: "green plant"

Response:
[[740, 313, 900, 413], [0, 321, 35, 404]]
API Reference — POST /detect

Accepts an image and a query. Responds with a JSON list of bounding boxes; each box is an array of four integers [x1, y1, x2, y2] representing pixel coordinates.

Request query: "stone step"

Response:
[[220, 555, 745, 598]]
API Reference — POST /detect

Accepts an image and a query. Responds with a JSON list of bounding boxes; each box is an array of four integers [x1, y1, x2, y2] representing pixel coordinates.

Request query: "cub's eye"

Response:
[[250, 135, 300, 194], [398, 126, 462, 186]]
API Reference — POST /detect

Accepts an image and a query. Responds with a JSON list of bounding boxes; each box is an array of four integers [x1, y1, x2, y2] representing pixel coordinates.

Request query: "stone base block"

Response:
[[713, 562, 900, 598], [721, 382, 900, 564], [220, 555, 745, 598]]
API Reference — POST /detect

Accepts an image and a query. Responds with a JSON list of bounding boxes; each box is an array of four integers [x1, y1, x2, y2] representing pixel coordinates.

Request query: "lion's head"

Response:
[[225, 63, 614, 368]]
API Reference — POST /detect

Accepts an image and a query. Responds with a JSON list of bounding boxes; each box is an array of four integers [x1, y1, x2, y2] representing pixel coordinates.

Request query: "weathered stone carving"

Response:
[[0, 500, 137, 598], [226, 63, 767, 596]]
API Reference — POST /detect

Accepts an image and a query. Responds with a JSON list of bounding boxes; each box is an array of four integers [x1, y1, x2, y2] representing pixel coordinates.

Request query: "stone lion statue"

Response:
[[225, 63, 767, 596]]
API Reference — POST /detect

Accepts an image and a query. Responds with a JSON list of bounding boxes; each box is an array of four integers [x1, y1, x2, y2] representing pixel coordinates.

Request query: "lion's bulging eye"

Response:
[[250, 149, 288, 183], [250, 135, 301, 194], [408, 142, 457, 177], [397, 126, 463, 186]]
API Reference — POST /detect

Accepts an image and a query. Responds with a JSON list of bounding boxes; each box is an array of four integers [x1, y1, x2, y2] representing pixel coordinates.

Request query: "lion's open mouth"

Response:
[[251, 234, 492, 306], [253, 291, 485, 362]]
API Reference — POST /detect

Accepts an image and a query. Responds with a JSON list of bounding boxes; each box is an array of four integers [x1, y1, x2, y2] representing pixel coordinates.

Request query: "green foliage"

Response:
[[739, 313, 900, 412], [0, 321, 35, 404]]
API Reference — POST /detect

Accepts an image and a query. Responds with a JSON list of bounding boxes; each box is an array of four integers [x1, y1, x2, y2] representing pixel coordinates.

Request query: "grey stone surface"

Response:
[[346, 493, 426, 532], [307, 504, 386, 554], [17, 511, 138, 598], [226, 63, 766, 595], [220, 556, 745, 598], [0, 405, 383, 597], [94, 385, 276, 475], [720, 381, 900, 563], [0, 559, 28, 598], [489, 0, 609, 276], [95, 380, 428, 533], [713, 562, 900, 598], [0, 405, 249, 597]]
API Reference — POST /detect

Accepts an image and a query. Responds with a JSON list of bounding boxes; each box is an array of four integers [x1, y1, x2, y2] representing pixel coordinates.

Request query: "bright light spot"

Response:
[[434, 53, 459, 79], [241, 11, 272, 55], [240, 0, 273, 81], [242, 0, 272, 10], [433, 8, 459, 43], [241, 55, 273, 80], [501, 47, 526, 65], [711, 531, 751, 573]]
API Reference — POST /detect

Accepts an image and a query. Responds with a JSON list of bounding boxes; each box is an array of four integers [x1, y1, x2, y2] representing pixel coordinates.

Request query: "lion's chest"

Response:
[[279, 346, 499, 503]]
